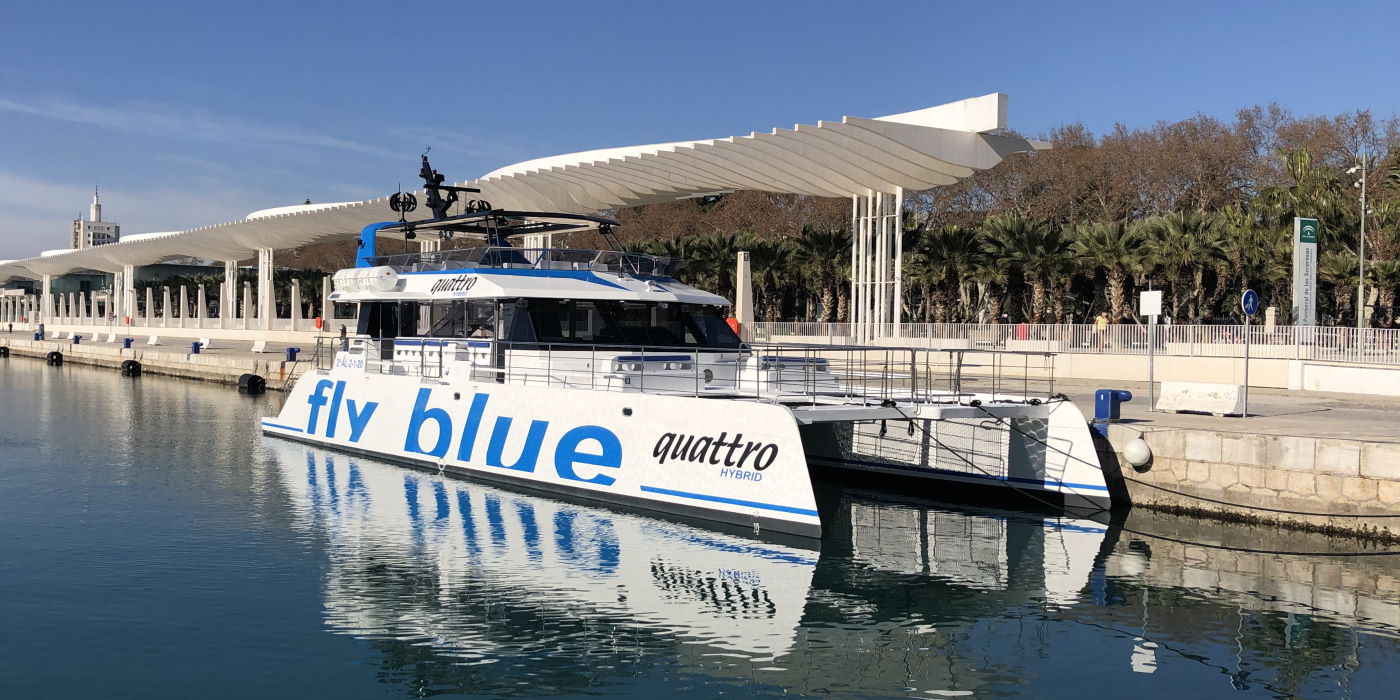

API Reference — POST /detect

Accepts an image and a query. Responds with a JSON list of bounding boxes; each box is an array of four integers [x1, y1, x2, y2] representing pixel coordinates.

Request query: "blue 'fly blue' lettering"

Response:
[[554, 425, 622, 486], [305, 379, 379, 440], [405, 388, 452, 457]]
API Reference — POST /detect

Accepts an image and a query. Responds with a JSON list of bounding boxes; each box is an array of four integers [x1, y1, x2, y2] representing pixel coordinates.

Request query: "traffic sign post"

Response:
[[1141, 290, 1163, 411], [1241, 289, 1259, 417]]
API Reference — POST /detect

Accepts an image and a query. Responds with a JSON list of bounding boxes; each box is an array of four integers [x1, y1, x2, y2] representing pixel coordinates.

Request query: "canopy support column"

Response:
[[116, 264, 135, 326], [849, 189, 902, 342], [41, 275, 52, 323], [290, 279, 302, 331], [735, 251, 754, 341], [257, 248, 274, 331], [241, 282, 252, 331], [221, 261, 238, 330]]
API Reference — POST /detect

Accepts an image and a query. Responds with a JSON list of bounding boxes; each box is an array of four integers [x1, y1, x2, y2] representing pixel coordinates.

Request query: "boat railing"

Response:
[[314, 336, 1058, 404], [366, 247, 684, 277]]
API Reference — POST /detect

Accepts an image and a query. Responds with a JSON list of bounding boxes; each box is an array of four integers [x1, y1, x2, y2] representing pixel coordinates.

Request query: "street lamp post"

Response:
[[1348, 154, 1369, 328]]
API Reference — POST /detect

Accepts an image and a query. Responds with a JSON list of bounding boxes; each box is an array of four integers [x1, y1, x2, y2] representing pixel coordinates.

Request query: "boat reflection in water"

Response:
[[271, 438, 1115, 694], [275, 441, 819, 661], [269, 439, 1400, 696]]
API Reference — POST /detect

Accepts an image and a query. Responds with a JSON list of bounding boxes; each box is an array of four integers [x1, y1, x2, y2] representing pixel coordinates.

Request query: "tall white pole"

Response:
[[875, 192, 885, 339], [892, 188, 904, 337], [1357, 152, 1368, 329], [849, 196, 858, 337]]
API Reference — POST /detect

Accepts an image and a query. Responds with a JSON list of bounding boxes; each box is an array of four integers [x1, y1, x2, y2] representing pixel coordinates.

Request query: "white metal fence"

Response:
[[752, 322, 1400, 366]]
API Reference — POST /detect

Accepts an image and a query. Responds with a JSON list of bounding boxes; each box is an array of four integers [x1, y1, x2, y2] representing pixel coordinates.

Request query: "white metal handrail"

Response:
[[752, 322, 1400, 366], [311, 336, 1058, 403]]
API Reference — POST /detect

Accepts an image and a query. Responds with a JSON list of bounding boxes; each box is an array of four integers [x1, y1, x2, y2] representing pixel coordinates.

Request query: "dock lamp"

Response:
[[1347, 155, 1369, 328]]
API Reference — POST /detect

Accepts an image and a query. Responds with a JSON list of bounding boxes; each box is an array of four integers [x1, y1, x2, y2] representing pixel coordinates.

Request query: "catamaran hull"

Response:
[[263, 369, 824, 538], [799, 398, 1111, 512]]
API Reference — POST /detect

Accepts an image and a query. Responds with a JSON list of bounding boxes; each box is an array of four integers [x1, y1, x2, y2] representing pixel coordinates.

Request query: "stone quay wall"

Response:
[[1107, 424, 1400, 540], [1, 337, 304, 390]]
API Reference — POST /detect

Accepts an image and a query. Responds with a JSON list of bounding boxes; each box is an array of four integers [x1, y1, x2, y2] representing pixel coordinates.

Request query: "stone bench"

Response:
[[1156, 381, 1245, 416]]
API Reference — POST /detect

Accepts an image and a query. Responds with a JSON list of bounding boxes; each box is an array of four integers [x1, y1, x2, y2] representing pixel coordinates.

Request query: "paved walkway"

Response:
[[1053, 377, 1400, 443]]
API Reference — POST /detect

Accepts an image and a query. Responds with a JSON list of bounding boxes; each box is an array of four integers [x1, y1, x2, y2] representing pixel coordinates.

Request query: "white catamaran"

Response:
[[262, 160, 1110, 538]]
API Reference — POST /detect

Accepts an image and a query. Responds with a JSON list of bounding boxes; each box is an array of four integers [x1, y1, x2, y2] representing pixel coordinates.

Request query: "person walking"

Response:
[[1095, 312, 1110, 349]]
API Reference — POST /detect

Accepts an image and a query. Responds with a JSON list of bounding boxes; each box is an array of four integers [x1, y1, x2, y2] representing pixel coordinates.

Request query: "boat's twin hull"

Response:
[[800, 399, 1112, 512], [263, 369, 824, 537]]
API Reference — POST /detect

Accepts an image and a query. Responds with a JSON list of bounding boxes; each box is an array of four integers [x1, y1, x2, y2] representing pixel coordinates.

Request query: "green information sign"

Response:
[[1293, 217, 1318, 325], [1298, 217, 1318, 243]]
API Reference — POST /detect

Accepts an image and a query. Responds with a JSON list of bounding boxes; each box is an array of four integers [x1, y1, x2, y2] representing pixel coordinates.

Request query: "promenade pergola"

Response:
[[0, 94, 1043, 337]]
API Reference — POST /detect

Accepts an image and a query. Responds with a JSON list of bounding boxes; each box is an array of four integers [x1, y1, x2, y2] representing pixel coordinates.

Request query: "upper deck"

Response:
[[338, 207, 714, 303]]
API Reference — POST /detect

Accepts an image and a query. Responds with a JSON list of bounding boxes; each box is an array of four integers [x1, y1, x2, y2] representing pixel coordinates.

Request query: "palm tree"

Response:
[[1139, 212, 1227, 322], [686, 233, 742, 299], [1071, 221, 1139, 322], [1254, 148, 1350, 229], [901, 229, 940, 322], [967, 252, 1008, 323], [744, 236, 794, 321], [981, 213, 1072, 322], [1369, 259, 1400, 328], [918, 225, 981, 322], [790, 227, 850, 322], [1318, 250, 1358, 324]]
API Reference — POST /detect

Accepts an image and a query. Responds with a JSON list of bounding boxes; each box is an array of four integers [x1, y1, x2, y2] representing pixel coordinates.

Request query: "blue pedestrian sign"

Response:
[[1241, 289, 1260, 317]]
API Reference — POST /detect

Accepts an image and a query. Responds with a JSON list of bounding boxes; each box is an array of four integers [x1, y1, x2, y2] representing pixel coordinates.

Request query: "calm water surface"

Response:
[[2, 357, 1398, 698]]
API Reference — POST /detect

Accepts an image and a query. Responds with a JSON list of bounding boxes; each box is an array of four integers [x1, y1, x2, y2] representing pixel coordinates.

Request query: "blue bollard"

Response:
[[1093, 389, 1133, 422], [285, 347, 301, 362], [123, 338, 134, 349], [1091, 389, 1133, 438], [190, 341, 202, 354]]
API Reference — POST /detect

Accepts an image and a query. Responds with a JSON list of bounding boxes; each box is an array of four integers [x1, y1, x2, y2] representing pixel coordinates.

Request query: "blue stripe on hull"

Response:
[[639, 485, 820, 517]]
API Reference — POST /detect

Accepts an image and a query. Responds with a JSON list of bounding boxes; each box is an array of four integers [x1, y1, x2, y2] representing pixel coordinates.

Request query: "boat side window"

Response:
[[513, 299, 737, 348], [401, 302, 427, 337], [357, 301, 401, 339], [683, 304, 742, 348], [609, 301, 685, 346], [428, 300, 467, 338], [527, 299, 608, 344], [466, 300, 496, 338], [499, 300, 536, 343]]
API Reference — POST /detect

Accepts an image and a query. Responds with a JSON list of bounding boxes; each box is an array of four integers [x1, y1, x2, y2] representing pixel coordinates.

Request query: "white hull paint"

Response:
[[264, 366, 824, 537]]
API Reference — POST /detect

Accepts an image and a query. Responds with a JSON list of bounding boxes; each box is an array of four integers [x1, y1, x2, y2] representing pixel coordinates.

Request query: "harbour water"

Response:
[[2, 358, 1399, 698]]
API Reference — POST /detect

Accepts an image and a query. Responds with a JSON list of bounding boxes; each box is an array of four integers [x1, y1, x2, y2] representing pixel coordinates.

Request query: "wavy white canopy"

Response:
[[0, 93, 1040, 283]]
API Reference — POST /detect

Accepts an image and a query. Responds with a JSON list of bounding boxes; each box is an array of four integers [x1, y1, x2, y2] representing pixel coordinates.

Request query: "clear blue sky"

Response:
[[1, 0, 1395, 257]]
